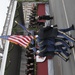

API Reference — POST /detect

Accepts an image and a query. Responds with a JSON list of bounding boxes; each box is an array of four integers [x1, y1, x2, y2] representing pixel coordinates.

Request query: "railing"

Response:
[[0, 0, 17, 75], [2, 0, 17, 48]]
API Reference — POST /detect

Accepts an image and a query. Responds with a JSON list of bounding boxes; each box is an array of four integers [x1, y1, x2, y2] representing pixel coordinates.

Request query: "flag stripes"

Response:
[[17, 36, 30, 43], [6, 35, 34, 48]]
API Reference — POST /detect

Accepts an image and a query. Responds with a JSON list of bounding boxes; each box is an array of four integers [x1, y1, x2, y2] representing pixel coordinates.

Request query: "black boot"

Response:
[[67, 53, 71, 57], [71, 24, 75, 30], [70, 45, 74, 49], [53, 24, 58, 27], [65, 58, 69, 62], [50, 16, 54, 19]]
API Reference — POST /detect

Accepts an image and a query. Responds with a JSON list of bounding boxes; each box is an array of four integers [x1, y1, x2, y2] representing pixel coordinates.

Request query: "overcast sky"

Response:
[[0, 0, 10, 47], [0, 0, 10, 35]]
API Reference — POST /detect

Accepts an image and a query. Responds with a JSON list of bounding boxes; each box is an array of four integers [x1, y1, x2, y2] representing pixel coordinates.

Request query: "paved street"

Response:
[[49, 0, 75, 75]]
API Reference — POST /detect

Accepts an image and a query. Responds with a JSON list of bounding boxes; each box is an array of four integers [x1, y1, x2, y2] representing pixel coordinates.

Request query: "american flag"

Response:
[[0, 35, 34, 48]]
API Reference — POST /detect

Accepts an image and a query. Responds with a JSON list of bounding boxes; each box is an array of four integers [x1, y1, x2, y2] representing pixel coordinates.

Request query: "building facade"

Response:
[[0, 0, 50, 75]]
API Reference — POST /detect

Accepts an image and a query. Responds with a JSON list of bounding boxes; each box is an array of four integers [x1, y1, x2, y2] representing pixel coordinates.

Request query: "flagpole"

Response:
[[15, 21, 29, 33], [15, 21, 35, 44], [0, 36, 9, 39]]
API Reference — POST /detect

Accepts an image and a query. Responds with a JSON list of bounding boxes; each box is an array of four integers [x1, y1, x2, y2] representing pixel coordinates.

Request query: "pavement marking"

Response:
[[48, 59, 54, 75], [61, 0, 75, 61]]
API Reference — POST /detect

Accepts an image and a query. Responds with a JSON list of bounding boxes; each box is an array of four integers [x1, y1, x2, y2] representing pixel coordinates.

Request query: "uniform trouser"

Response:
[[38, 25, 74, 41], [57, 25, 75, 43], [38, 37, 70, 50], [59, 25, 74, 32], [55, 38, 70, 49], [39, 45, 70, 57], [55, 52, 69, 61], [55, 46, 70, 57], [39, 40, 68, 52], [37, 26, 74, 52], [55, 25, 74, 49], [57, 30, 75, 43], [39, 15, 53, 20]]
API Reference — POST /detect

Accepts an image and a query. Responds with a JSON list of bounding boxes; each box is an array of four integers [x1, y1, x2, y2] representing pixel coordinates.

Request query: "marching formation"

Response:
[[0, 4, 75, 75], [25, 5, 75, 62]]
